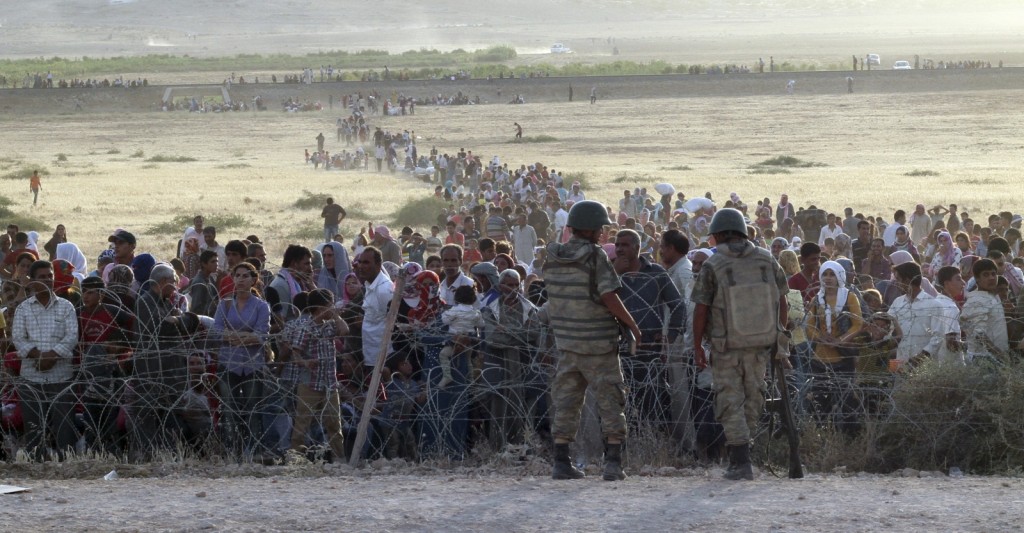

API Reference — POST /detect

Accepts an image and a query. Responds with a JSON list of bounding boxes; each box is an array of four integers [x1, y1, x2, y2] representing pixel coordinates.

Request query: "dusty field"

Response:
[[2, 468, 1022, 532], [1, 82, 1022, 261]]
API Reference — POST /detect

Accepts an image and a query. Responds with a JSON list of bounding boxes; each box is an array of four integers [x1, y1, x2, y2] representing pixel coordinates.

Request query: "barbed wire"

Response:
[[4, 266, 1022, 475]]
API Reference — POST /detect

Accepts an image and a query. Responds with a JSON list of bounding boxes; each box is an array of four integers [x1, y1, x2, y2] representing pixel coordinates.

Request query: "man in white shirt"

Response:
[[438, 244, 476, 305], [552, 200, 569, 243], [889, 262, 944, 364], [818, 213, 845, 246], [12, 260, 79, 461], [960, 258, 1009, 361], [356, 247, 394, 369], [511, 213, 537, 266], [933, 266, 965, 364]]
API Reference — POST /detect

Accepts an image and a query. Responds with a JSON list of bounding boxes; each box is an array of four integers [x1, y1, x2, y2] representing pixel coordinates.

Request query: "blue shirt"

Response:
[[213, 296, 271, 376]]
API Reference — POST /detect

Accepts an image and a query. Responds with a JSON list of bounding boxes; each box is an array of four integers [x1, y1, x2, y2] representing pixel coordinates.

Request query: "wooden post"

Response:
[[349, 273, 405, 467]]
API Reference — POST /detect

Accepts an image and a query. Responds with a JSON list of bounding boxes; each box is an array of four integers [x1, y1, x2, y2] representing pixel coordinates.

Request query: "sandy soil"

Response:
[[2, 467, 1022, 532]]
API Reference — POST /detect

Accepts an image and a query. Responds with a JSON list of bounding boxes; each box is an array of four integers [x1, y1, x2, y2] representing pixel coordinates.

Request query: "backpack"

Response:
[[705, 249, 780, 352]]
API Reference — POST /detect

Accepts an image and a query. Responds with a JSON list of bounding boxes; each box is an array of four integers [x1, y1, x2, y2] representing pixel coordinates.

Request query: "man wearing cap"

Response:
[[545, 200, 641, 482], [108, 229, 137, 266], [12, 260, 79, 461]]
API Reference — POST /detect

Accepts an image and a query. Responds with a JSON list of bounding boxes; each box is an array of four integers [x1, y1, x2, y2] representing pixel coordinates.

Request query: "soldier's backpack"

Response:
[[704, 248, 780, 352]]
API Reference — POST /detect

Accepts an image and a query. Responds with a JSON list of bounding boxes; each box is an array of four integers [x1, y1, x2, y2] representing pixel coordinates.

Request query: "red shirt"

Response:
[[3, 247, 38, 266], [445, 232, 465, 247], [788, 270, 820, 304]]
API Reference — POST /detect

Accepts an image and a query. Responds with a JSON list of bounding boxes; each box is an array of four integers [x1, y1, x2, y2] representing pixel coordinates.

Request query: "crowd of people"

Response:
[[3, 130, 1023, 469]]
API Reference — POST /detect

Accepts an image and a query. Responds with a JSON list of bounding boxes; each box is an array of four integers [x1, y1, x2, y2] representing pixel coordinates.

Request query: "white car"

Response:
[[867, 54, 881, 66], [893, 60, 912, 70], [550, 43, 571, 54]]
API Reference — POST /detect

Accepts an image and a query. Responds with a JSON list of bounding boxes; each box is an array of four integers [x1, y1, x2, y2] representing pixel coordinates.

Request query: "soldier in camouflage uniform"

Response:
[[545, 200, 642, 481], [691, 208, 789, 480]]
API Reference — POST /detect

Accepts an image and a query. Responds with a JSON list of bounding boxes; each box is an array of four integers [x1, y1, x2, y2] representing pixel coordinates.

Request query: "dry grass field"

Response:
[[1, 83, 1022, 262]]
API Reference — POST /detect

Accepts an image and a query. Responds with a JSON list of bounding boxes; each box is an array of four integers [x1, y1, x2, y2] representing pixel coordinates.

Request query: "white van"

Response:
[[550, 43, 571, 54]]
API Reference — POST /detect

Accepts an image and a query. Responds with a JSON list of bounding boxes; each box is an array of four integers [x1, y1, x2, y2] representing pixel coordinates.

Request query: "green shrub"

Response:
[[55, 153, 68, 162], [129, 149, 145, 158], [147, 213, 249, 235], [145, 154, 197, 163], [293, 190, 333, 210], [1, 166, 48, 181], [510, 135, 558, 144], [0, 194, 49, 231], [391, 196, 448, 228], [904, 169, 939, 177]]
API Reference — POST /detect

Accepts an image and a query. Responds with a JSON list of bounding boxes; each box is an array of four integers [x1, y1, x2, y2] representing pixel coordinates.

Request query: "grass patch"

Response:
[[904, 169, 939, 177], [106, 148, 121, 155], [141, 164, 160, 169], [129, 149, 145, 158], [147, 213, 249, 235], [1, 166, 48, 181], [753, 155, 826, 168], [145, 154, 197, 163], [293, 190, 333, 210], [391, 196, 448, 228], [218, 163, 252, 169], [55, 153, 68, 162], [659, 165, 692, 171], [612, 172, 656, 184], [0, 194, 50, 231], [749, 167, 792, 175], [560, 171, 591, 191], [510, 135, 558, 144]]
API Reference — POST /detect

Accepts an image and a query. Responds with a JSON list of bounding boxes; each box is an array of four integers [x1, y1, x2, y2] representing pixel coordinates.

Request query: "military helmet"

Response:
[[566, 200, 612, 231], [708, 208, 748, 237]]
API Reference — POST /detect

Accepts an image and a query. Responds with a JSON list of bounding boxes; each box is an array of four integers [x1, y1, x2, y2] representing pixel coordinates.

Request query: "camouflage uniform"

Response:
[[690, 241, 788, 446], [545, 237, 627, 442]]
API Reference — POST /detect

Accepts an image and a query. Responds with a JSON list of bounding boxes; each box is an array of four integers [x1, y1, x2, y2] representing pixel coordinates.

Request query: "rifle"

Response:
[[770, 339, 804, 479]]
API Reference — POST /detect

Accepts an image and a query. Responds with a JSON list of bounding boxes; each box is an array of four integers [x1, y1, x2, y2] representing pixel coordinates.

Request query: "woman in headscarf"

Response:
[[315, 241, 351, 301], [51, 259, 83, 307], [105, 263, 136, 311], [928, 231, 962, 279], [130, 253, 157, 294], [55, 242, 88, 281], [338, 272, 365, 364], [888, 225, 921, 263], [182, 237, 202, 280], [310, 248, 324, 272], [25, 231, 39, 252], [91, 249, 116, 279], [807, 260, 864, 374], [834, 233, 853, 261], [805, 260, 864, 432]]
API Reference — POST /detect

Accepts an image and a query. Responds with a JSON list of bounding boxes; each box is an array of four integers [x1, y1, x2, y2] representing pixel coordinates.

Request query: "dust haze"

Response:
[[2, 0, 1023, 66]]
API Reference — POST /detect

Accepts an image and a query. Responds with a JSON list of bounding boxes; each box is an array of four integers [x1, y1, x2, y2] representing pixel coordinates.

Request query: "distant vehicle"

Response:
[[893, 60, 912, 70], [867, 54, 881, 66], [550, 43, 572, 54]]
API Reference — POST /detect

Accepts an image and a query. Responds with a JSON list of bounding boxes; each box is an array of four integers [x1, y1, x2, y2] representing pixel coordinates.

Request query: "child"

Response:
[[438, 285, 483, 388]]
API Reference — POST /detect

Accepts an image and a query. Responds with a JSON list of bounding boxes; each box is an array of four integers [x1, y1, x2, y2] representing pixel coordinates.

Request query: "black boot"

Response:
[[602, 442, 626, 481], [551, 443, 585, 480], [723, 444, 753, 481]]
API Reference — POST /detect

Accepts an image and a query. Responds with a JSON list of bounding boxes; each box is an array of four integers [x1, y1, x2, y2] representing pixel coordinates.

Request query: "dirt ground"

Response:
[[2, 467, 1023, 532]]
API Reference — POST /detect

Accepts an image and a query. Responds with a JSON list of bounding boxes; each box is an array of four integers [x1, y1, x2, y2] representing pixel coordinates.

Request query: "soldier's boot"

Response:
[[602, 442, 627, 481], [723, 444, 754, 481], [551, 443, 585, 480]]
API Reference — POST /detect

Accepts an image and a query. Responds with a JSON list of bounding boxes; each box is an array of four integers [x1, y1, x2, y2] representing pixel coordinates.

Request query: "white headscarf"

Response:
[[818, 260, 849, 334], [890, 250, 939, 297], [26, 231, 39, 251], [55, 242, 88, 281]]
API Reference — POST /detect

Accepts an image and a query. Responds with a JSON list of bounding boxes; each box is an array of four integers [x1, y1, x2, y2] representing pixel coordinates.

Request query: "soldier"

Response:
[[691, 208, 789, 480], [544, 200, 641, 481]]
